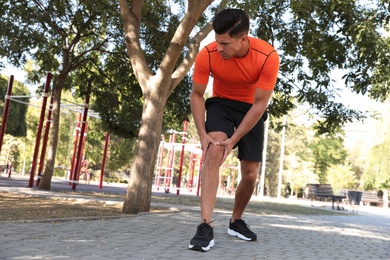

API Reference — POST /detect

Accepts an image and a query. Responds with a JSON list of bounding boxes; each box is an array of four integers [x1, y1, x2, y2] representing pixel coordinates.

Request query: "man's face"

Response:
[[215, 32, 247, 60]]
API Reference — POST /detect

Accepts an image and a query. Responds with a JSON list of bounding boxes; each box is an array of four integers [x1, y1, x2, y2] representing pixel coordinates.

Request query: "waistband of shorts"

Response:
[[205, 97, 253, 108], [205, 97, 268, 121]]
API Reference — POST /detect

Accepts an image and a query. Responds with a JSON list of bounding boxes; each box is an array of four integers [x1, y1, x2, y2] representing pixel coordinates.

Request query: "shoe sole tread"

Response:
[[188, 239, 215, 252], [227, 228, 256, 241]]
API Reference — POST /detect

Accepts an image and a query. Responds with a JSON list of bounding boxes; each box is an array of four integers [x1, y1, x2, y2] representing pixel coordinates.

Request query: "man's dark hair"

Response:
[[213, 9, 249, 37]]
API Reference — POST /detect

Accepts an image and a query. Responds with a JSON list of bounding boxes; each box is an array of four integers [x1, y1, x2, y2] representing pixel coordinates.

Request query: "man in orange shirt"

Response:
[[189, 9, 279, 252]]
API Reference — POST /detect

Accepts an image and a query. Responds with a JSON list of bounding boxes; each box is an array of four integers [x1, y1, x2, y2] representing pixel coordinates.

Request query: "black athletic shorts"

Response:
[[205, 97, 267, 162]]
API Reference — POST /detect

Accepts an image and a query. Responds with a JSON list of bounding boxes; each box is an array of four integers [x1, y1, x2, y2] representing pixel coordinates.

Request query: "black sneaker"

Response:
[[227, 219, 257, 241], [188, 221, 215, 252]]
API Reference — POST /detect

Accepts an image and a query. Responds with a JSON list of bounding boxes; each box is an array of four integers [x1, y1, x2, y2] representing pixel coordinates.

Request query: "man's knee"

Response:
[[242, 171, 257, 183], [204, 144, 224, 162], [241, 162, 260, 183]]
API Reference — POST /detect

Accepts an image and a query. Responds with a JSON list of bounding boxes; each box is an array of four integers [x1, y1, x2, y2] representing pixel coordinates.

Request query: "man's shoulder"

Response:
[[196, 42, 219, 62], [249, 37, 277, 55], [201, 41, 218, 53]]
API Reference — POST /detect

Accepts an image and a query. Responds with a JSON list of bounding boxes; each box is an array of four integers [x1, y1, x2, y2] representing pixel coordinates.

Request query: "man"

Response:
[[188, 9, 279, 252]]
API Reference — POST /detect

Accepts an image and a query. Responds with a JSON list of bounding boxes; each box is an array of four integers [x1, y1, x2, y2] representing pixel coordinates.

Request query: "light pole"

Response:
[[277, 115, 287, 199]]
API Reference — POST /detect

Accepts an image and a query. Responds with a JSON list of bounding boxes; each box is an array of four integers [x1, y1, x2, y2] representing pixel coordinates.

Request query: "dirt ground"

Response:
[[0, 192, 128, 222], [0, 189, 342, 222]]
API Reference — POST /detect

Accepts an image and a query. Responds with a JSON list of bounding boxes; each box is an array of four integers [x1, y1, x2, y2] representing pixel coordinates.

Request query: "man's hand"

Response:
[[199, 133, 218, 161], [217, 138, 236, 166]]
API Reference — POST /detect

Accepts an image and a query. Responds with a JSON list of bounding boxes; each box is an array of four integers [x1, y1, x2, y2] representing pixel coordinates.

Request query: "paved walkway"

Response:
[[1, 175, 390, 259]]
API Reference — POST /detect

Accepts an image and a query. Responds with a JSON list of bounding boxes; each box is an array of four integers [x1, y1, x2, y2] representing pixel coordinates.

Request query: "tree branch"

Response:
[[172, 0, 228, 87], [160, 0, 215, 82], [118, 0, 152, 90], [171, 21, 213, 86]]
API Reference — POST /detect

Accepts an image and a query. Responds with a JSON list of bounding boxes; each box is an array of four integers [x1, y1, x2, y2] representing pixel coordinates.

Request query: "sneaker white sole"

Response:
[[227, 228, 253, 241], [188, 239, 215, 252]]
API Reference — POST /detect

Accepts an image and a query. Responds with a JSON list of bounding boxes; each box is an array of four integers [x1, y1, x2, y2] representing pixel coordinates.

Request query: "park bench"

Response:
[[307, 184, 346, 210], [361, 191, 383, 207], [307, 184, 320, 201]]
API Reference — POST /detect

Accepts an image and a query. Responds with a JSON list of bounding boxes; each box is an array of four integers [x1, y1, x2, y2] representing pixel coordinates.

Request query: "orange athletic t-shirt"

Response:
[[192, 36, 280, 104]]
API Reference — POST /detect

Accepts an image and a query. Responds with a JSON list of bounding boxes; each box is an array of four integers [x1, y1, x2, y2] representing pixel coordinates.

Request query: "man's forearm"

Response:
[[229, 101, 268, 145], [229, 88, 273, 144], [190, 94, 207, 137]]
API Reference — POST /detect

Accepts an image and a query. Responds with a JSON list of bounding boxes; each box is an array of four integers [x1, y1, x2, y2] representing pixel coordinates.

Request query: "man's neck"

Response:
[[236, 36, 250, 58]]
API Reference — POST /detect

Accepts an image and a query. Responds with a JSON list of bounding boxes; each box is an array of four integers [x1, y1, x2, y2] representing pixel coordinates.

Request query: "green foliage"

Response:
[[282, 110, 318, 194], [89, 54, 144, 138], [370, 37, 390, 101], [267, 106, 352, 196], [363, 179, 376, 191], [2, 0, 390, 137], [84, 1, 191, 138], [229, 0, 390, 134], [89, 50, 191, 139], [1, 0, 127, 185], [12, 88, 139, 176], [105, 135, 136, 172], [326, 163, 357, 193], [263, 116, 282, 197], [2, 0, 390, 194], [308, 133, 348, 183], [0, 1, 192, 186], [163, 77, 191, 131], [0, 0, 122, 85], [0, 134, 20, 167], [54, 91, 78, 168], [363, 139, 390, 189], [379, 179, 390, 190], [346, 142, 366, 182], [359, 101, 390, 190], [0, 76, 30, 137], [81, 119, 110, 169]]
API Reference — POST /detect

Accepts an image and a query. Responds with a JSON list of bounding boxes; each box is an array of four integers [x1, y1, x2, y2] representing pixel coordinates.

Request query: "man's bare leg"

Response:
[[189, 142, 224, 252], [231, 160, 260, 222], [200, 132, 227, 224], [227, 160, 260, 241]]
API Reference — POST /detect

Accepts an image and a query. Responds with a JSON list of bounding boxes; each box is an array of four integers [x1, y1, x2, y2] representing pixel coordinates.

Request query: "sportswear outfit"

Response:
[[193, 36, 279, 161], [189, 36, 280, 251]]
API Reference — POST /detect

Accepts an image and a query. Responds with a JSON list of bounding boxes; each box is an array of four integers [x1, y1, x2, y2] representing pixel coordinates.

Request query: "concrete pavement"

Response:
[[1, 175, 390, 259]]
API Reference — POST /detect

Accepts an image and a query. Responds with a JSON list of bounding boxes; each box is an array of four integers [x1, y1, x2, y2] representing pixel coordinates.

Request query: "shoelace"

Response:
[[196, 219, 216, 233], [234, 219, 250, 229], [204, 219, 216, 225]]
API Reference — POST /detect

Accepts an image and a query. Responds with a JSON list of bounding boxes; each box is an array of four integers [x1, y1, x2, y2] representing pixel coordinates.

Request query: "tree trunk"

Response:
[[120, 0, 218, 214], [39, 75, 65, 190], [122, 90, 166, 213]]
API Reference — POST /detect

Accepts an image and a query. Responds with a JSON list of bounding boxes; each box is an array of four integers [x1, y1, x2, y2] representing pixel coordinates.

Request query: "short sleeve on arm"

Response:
[[257, 50, 280, 90], [192, 47, 211, 85]]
